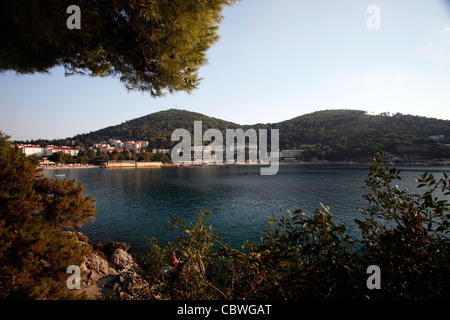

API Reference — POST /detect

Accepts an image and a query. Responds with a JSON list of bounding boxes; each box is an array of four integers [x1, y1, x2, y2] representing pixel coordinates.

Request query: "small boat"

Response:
[[55, 174, 66, 177]]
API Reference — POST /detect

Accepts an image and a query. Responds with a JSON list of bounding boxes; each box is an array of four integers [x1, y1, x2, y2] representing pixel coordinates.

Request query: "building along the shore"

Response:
[[101, 160, 163, 168]]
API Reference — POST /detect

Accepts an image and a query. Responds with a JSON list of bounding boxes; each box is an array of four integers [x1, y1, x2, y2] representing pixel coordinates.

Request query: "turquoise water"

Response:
[[43, 164, 450, 253]]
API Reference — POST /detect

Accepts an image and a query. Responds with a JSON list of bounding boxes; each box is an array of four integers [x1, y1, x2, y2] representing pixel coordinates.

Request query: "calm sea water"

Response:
[[43, 164, 450, 253]]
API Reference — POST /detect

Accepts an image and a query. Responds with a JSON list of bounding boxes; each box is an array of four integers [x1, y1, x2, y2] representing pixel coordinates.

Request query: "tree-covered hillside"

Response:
[[72, 109, 242, 149], [271, 110, 450, 160], [24, 109, 450, 161]]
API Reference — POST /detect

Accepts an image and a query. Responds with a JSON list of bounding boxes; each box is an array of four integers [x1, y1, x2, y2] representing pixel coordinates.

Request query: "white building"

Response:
[[152, 148, 170, 154], [44, 145, 78, 156], [18, 144, 43, 157], [124, 141, 136, 150], [108, 139, 122, 147], [139, 141, 149, 148], [97, 140, 148, 151]]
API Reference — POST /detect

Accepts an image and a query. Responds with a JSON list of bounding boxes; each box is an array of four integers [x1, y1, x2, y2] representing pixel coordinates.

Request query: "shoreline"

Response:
[[169, 160, 450, 167], [40, 164, 100, 170], [39, 160, 450, 170]]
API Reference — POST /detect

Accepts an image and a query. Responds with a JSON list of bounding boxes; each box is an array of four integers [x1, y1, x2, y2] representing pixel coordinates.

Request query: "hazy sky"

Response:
[[1, 0, 450, 141]]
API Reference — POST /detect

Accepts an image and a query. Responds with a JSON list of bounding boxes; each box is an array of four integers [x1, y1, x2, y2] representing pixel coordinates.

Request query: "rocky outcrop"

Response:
[[91, 241, 130, 260], [111, 249, 135, 270], [68, 233, 163, 299]]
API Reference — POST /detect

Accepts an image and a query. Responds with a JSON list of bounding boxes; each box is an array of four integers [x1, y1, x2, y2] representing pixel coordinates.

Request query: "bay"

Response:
[[43, 164, 450, 253]]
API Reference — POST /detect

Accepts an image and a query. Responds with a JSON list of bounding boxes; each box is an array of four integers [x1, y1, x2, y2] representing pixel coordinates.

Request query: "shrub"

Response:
[[356, 152, 450, 299], [140, 152, 450, 300]]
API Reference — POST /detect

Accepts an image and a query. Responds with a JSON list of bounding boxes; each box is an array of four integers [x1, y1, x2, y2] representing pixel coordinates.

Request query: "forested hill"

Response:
[[50, 109, 450, 160], [71, 109, 242, 148], [274, 110, 450, 159]]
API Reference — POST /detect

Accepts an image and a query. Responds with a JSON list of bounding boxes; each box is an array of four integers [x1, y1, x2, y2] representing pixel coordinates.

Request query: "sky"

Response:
[[1, 0, 450, 141]]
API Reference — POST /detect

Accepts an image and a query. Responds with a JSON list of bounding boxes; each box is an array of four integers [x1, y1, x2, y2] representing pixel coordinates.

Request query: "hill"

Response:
[[272, 109, 450, 160], [29, 109, 450, 161], [71, 109, 242, 149]]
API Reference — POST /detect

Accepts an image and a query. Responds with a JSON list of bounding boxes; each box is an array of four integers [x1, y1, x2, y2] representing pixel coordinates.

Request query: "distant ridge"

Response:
[[35, 108, 450, 160]]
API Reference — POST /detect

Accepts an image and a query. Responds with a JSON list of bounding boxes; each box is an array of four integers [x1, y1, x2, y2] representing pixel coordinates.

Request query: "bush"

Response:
[[140, 152, 450, 300], [356, 152, 450, 299]]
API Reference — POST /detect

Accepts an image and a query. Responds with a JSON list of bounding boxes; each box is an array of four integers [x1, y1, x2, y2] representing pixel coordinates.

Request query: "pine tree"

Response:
[[0, 0, 236, 97], [0, 132, 96, 299]]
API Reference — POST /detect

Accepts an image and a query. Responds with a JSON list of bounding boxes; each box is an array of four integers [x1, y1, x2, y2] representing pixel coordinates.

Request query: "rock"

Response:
[[80, 248, 142, 298], [91, 241, 107, 259], [89, 253, 110, 275], [110, 249, 135, 270], [71, 232, 159, 299], [103, 242, 130, 256], [89, 240, 131, 260], [108, 267, 118, 276], [74, 232, 89, 243], [114, 269, 154, 300], [82, 252, 113, 287]]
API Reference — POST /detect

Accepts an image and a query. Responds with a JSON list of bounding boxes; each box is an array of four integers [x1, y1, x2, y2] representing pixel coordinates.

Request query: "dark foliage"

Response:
[[138, 153, 450, 300], [0, 0, 235, 96], [65, 109, 450, 160], [0, 133, 96, 299]]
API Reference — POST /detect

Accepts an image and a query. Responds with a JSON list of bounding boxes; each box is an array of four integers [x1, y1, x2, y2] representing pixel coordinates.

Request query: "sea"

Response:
[[43, 164, 450, 254]]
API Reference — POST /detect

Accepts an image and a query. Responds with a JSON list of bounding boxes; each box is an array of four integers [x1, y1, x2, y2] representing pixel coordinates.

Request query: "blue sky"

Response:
[[1, 0, 450, 141]]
